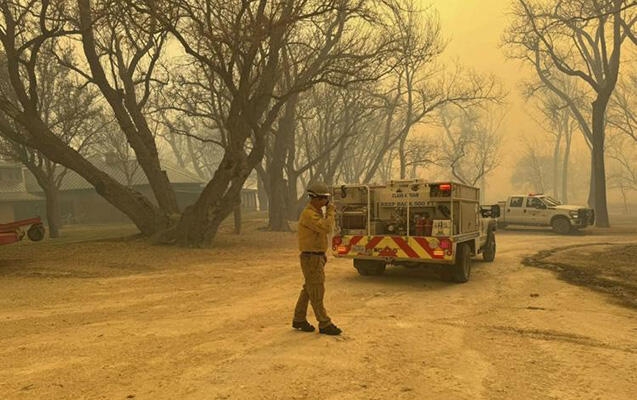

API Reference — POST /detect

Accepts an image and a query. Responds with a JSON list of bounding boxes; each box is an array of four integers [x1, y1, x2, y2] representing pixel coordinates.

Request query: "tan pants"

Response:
[[293, 253, 332, 328]]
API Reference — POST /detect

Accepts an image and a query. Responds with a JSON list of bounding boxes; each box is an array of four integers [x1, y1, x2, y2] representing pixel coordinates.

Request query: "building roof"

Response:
[[24, 158, 205, 192], [0, 179, 27, 193], [0, 170, 44, 201]]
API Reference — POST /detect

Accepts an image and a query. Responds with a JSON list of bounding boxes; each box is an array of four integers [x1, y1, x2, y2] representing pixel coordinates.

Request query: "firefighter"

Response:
[[292, 181, 342, 335]]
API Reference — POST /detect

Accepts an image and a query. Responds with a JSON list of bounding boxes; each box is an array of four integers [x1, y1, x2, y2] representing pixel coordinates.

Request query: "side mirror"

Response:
[[480, 204, 501, 218]]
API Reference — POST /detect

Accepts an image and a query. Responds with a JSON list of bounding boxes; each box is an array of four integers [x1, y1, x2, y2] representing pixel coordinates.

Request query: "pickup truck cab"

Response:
[[497, 194, 594, 234]]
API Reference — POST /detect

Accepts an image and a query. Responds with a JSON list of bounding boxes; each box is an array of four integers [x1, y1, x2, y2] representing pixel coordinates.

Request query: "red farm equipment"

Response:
[[0, 217, 46, 245]]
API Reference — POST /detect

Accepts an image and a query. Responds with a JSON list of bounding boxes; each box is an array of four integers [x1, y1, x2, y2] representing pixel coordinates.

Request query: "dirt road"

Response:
[[1, 225, 636, 399]]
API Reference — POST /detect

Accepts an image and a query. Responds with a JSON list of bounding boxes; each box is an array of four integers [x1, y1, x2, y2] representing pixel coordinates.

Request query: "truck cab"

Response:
[[497, 194, 594, 234]]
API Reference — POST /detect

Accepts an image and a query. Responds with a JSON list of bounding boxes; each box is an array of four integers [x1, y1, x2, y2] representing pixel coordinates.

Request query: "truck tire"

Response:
[[482, 231, 496, 262], [353, 259, 386, 276], [551, 217, 571, 235], [27, 223, 45, 242], [452, 243, 472, 283]]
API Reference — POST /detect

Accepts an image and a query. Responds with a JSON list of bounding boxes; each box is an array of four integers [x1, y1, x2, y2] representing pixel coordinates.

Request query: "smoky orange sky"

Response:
[[429, 0, 531, 132], [423, 0, 592, 203]]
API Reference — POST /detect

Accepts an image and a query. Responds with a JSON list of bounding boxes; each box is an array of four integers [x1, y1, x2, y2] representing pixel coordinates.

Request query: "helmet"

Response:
[[307, 181, 331, 197]]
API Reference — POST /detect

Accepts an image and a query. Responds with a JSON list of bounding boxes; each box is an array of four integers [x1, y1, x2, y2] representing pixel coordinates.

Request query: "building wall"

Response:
[[241, 190, 257, 210], [0, 204, 14, 222], [60, 186, 258, 224], [14, 201, 45, 221], [0, 201, 45, 223], [64, 191, 129, 224]]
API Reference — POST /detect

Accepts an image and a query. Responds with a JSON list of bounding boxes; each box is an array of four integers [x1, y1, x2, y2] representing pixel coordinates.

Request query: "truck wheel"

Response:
[[353, 259, 386, 276], [27, 223, 45, 242], [482, 231, 496, 262], [452, 243, 472, 283], [551, 217, 571, 235]]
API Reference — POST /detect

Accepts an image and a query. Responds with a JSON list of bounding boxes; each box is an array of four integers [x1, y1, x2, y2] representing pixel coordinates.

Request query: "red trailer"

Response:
[[0, 217, 45, 245]]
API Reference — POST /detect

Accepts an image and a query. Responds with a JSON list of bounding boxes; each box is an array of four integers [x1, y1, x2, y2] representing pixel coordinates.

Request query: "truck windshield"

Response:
[[542, 196, 562, 206]]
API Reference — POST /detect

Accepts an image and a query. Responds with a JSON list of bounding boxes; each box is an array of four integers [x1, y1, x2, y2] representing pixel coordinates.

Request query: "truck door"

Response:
[[525, 196, 548, 224], [505, 196, 527, 224]]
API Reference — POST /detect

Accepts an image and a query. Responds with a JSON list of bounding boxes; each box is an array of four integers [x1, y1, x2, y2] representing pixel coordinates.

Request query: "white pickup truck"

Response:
[[497, 194, 594, 234]]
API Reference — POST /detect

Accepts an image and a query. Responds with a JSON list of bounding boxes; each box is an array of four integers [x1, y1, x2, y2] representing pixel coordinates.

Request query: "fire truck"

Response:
[[330, 180, 500, 283]]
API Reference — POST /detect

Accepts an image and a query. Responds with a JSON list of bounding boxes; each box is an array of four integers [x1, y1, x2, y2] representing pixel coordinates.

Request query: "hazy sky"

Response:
[[429, 0, 509, 67], [422, 1, 592, 202], [426, 0, 533, 131]]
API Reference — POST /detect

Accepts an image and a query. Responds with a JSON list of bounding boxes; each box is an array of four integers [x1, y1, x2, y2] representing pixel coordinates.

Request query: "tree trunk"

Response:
[[255, 164, 269, 212], [399, 134, 407, 179], [591, 98, 610, 227], [552, 135, 561, 199], [168, 153, 246, 246], [620, 185, 628, 215], [165, 109, 266, 247], [268, 176, 290, 231], [43, 184, 61, 238], [587, 155, 595, 209], [267, 95, 298, 232], [561, 132, 571, 204], [286, 170, 302, 221]]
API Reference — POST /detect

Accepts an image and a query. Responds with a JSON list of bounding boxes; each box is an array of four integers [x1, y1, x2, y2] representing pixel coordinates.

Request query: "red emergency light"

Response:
[[439, 183, 452, 191]]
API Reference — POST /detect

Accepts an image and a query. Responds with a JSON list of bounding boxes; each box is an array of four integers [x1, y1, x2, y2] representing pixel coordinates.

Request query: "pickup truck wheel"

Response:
[[551, 217, 571, 235], [482, 232, 496, 262], [353, 259, 386, 276], [452, 243, 472, 283]]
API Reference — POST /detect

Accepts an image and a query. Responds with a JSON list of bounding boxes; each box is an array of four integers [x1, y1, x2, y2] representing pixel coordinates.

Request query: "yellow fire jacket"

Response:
[[297, 203, 335, 252]]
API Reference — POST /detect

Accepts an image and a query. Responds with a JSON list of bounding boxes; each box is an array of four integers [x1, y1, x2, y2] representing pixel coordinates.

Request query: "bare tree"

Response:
[[75, 0, 180, 214], [607, 73, 637, 143], [0, 1, 170, 236], [523, 78, 582, 203], [151, 62, 228, 180], [504, 0, 637, 227], [606, 132, 637, 213], [252, 5, 387, 231], [0, 28, 106, 237], [435, 105, 504, 187], [510, 140, 552, 193], [361, 1, 502, 182], [134, 0, 388, 245]]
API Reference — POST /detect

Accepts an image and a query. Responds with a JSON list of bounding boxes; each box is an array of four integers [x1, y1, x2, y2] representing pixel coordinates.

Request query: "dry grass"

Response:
[[0, 211, 297, 280], [523, 243, 637, 309]]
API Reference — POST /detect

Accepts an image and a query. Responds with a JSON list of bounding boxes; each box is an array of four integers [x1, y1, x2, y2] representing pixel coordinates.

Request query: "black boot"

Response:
[[319, 323, 342, 336], [292, 320, 315, 332]]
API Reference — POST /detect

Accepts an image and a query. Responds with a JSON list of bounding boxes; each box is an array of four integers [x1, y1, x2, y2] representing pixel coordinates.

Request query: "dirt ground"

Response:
[[1, 218, 637, 400]]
